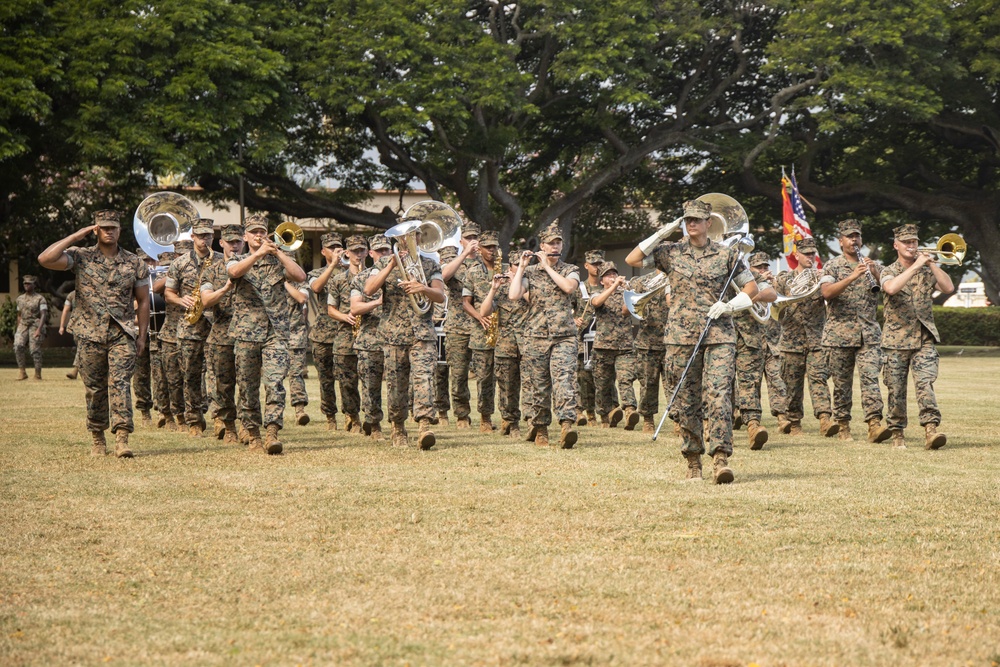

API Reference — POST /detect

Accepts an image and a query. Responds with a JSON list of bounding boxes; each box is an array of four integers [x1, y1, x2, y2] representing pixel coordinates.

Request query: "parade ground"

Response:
[[1, 355, 998, 666]]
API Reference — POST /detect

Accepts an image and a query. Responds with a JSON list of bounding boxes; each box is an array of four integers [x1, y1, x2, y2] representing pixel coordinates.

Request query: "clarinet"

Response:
[[859, 246, 880, 293]]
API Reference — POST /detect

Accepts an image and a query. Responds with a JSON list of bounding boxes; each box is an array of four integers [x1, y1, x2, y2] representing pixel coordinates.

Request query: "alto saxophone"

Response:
[[184, 253, 213, 325]]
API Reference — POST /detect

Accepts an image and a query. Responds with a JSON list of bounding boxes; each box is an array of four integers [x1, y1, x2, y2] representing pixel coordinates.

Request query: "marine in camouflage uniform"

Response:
[[440, 224, 484, 428], [589, 262, 639, 430], [14, 275, 48, 380], [37, 210, 150, 457], [364, 247, 445, 449], [431, 294, 450, 420], [284, 268, 311, 425], [59, 289, 80, 379], [157, 241, 188, 430], [149, 253, 174, 427], [626, 199, 757, 483], [574, 250, 606, 425], [327, 234, 369, 434], [227, 214, 307, 454], [632, 270, 669, 433], [351, 234, 392, 440], [131, 249, 156, 423], [307, 233, 345, 430], [772, 237, 835, 436], [879, 224, 953, 449], [200, 224, 244, 444], [509, 223, 580, 448], [820, 219, 890, 443], [464, 230, 502, 433], [165, 220, 221, 435]]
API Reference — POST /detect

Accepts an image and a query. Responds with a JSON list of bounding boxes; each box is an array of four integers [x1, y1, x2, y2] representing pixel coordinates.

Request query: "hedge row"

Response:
[[932, 306, 1000, 346]]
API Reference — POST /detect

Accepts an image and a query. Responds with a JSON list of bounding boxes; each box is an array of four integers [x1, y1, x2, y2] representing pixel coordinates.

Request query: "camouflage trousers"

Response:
[[470, 348, 496, 416], [445, 332, 472, 419], [385, 340, 436, 424], [288, 346, 308, 407], [178, 338, 207, 425], [883, 338, 941, 430], [310, 341, 338, 419], [495, 354, 522, 423], [334, 353, 361, 416], [593, 349, 637, 416], [665, 343, 736, 457], [433, 362, 450, 412], [149, 337, 168, 414], [357, 349, 385, 424], [733, 336, 765, 425], [208, 343, 237, 422], [133, 332, 152, 412], [14, 323, 44, 371], [825, 344, 884, 423], [781, 349, 832, 422], [522, 336, 579, 427], [762, 346, 788, 416], [160, 340, 186, 419], [636, 347, 665, 417], [577, 356, 595, 412], [78, 324, 136, 434], [235, 337, 289, 429]]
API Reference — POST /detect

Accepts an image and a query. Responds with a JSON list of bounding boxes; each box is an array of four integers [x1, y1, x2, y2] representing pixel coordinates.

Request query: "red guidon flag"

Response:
[[781, 168, 821, 269]]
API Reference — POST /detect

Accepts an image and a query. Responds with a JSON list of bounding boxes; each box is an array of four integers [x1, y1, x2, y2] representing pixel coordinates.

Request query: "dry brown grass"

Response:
[[1, 357, 999, 666]]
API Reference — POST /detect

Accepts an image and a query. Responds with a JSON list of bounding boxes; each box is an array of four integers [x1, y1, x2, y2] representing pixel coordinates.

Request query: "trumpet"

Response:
[[274, 221, 304, 252], [917, 233, 966, 266]]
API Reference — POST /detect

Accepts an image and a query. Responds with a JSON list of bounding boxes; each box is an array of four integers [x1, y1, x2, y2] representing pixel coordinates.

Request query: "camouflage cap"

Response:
[[321, 232, 343, 248], [22, 274, 38, 284], [538, 222, 563, 243], [94, 210, 121, 228], [439, 245, 458, 262], [135, 248, 151, 261], [346, 234, 368, 251], [368, 234, 390, 251], [893, 223, 919, 241], [598, 260, 620, 278], [192, 218, 214, 235], [221, 224, 244, 242], [174, 238, 193, 252], [244, 213, 269, 233], [508, 248, 522, 266], [837, 218, 862, 236], [682, 199, 712, 220], [480, 230, 500, 247], [462, 222, 481, 238], [795, 236, 817, 252], [584, 249, 606, 265], [157, 251, 177, 263], [748, 251, 771, 267]]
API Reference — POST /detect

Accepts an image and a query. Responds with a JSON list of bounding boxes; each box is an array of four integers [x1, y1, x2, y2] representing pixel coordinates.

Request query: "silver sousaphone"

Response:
[[133, 191, 201, 259]]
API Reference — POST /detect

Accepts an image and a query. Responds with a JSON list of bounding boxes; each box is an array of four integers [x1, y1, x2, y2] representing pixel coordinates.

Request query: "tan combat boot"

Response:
[[819, 413, 840, 437], [91, 431, 107, 457], [712, 452, 734, 484], [867, 418, 891, 444], [560, 421, 578, 449], [600, 414, 611, 429], [586, 411, 597, 427], [247, 426, 264, 452], [174, 415, 185, 430], [438, 410, 450, 427], [418, 419, 435, 450], [684, 453, 703, 481], [327, 416, 338, 431], [65, 368, 78, 380], [642, 416, 655, 434], [837, 421, 853, 442], [213, 418, 226, 439], [509, 423, 521, 439], [609, 406, 624, 428], [295, 405, 310, 426], [238, 423, 250, 445], [188, 423, 203, 438], [140, 410, 152, 427], [17, 368, 28, 381], [776, 413, 792, 434], [623, 407, 640, 431], [114, 431, 133, 458], [346, 413, 363, 434], [157, 412, 170, 429], [576, 412, 588, 427], [500, 419, 512, 436], [925, 424, 947, 450], [747, 420, 768, 451], [891, 429, 906, 449], [264, 424, 283, 455], [456, 416, 471, 430], [524, 424, 539, 442], [223, 421, 238, 444], [788, 421, 803, 436], [369, 422, 384, 442], [33, 368, 42, 381], [535, 425, 549, 447], [391, 422, 408, 448], [479, 414, 495, 433]]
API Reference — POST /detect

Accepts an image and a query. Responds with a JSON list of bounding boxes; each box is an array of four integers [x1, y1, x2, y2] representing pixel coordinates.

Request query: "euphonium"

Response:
[[769, 269, 828, 321], [623, 272, 669, 320], [385, 200, 463, 314]]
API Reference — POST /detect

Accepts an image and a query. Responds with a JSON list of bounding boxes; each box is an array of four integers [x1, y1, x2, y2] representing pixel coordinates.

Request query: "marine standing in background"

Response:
[[14, 274, 48, 381], [632, 270, 669, 434], [820, 219, 890, 444], [479, 250, 528, 438], [59, 290, 79, 379], [589, 261, 640, 430], [307, 232, 345, 431], [463, 230, 502, 433], [227, 214, 307, 454], [879, 223, 954, 449], [350, 234, 391, 441], [327, 234, 369, 434], [38, 210, 150, 457], [284, 257, 311, 426]]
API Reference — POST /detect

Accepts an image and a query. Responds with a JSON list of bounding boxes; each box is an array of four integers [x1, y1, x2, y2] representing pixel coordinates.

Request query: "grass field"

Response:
[[1, 358, 999, 666]]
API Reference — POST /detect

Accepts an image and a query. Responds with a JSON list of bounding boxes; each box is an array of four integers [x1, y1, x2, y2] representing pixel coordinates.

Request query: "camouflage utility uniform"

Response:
[[760, 313, 788, 417], [156, 255, 186, 425], [286, 279, 310, 412], [351, 267, 385, 428], [307, 265, 340, 423], [328, 268, 362, 422], [575, 279, 602, 417], [203, 260, 239, 429], [443, 251, 481, 423], [632, 273, 669, 426], [494, 269, 529, 429], [14, 289, 47, 375], [592, 289, 638, 423], [465, 262, 498, 425]]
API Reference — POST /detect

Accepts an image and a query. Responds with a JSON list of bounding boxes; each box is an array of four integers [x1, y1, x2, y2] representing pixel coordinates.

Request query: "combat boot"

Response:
[[559, 421, 577, 449], [776, 413, 792, 434], [712, 452, 734, 484], [247, 426, 265, 452], [140, 410, 152, 427], [819, 413, 840, 437], [623, 407, 640, 431], [326, 416, 338, 431], [295, 405, 310, 426], [391, 422, 408, 448], [576, 412, 588, 427], [157, 412, 170, 429], [642, 416, 655, 434], [586, 411, 597, 427], [788, 422, 803, 436], [534, 425, 549, 447], [33, 367, 42, 381], [524, 424, 539, 442], [345, 413, 362, 434], [114, 431, 133, 458], [747, 420, 768, 450], [867, 418, 891, 444], [684, 453, 702, 481], [600, 414, 611, 429], [369, 422, 384, 442], [500, 419, 512, 436], [837, 421, 853, 442], [65, 368, 78, 380], [456, 416, 471, 430], [91, 431, 107, 457], [223, 421, 238, 444], [238, 423, 250, 445], [418, 419, 435, 450], [609, 406, 624, 428], [891, 429, 906, 449], [174, 414, 185, 430], [17, 368, 28, 381], [213, 418, 225, 439], [188, 423, 203, 438], [509, 423, 521, 440], [264, 424, 283, 455], [438, 410, 450, 427], [479, 414, 495, 433], [925, 424, 947, 450]]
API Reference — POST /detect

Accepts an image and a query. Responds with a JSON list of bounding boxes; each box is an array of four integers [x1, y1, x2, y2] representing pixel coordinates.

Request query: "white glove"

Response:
[[637, 221, 679, 256], [707, 291, 752, 320]]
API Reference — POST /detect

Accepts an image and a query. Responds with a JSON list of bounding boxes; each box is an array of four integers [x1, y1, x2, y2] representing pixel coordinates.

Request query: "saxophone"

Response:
[[184, 253, 213, 325], [484, 267, 501, 348]]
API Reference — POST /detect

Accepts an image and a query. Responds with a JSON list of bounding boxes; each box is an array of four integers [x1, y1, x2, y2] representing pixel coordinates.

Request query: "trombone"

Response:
[[917, 233, 966, 266], [273, 221, 304, 252]]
